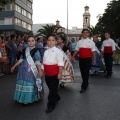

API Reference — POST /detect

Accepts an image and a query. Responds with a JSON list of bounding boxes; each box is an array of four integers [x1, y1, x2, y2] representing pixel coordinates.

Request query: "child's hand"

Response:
[[58, 73, 62, 80], [71, 56, 75, 62], [38, 71, 43, 77], [11, 66, 15, 73]]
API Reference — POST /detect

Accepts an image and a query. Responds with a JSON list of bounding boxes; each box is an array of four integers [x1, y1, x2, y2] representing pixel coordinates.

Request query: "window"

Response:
[[17, 5, 21, 13], [27, 12, 32, 19], [15, 18, 21, 26], [15, 4, 18, 11], [85, 17, 88, 23], [27, 1, 32, 8], [24, 10, 27, 16], [4, 18, 12, 25], [0, 18, 4, 25], [15, 4, 21, 13], [22, 21, 26, 28], [27, 24, 32, 30], [17, 19, 21, 26], [22, 9, 27, 16]]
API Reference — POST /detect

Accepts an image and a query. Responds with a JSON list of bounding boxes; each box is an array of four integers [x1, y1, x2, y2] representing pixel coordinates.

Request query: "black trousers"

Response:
[[45, 75, 60, 107], [79, 58, 92, 89], [104, 53, 113, 76]]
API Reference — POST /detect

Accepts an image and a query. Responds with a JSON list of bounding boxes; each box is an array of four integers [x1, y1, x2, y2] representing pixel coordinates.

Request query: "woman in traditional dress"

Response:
[[57, 36, 75, 87], [90, 35, 104, 74], [90, 46, 105, 74], [11, 36, 43, 104]]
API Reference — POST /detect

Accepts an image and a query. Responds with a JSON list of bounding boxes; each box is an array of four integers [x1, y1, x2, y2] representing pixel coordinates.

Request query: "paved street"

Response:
[[0, 61, 120, 120]]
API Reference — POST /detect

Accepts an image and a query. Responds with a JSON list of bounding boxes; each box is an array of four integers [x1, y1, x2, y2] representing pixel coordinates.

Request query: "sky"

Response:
[[33, 0, 111, 29]]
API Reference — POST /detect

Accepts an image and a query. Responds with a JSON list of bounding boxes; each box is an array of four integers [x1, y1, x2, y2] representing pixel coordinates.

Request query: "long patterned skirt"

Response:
[[14, 60, 41, 103]]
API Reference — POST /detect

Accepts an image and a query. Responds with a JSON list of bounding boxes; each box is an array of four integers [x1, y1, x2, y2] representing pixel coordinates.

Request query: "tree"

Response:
[[0, 0, 15, 10], [36, 24, 66, 39], [96, 0, 120, 39], [88, 25, 101, 36]]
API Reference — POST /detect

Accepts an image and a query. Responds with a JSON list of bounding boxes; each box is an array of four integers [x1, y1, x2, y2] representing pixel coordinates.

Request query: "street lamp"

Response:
[[67, 0, 68, 44]]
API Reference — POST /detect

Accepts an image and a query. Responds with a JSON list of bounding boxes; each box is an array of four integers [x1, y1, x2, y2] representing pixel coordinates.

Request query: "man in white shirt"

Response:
[[72, 29, 96, 93], [101, 32, 116, 78]]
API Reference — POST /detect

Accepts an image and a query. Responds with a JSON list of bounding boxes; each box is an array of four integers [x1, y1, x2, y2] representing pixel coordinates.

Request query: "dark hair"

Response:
[[1, 36, 4, 40], [105, 31, 110, 35], [58, 36, 66, 43], [37, 37, 41, 42], [82, 29, 90, 34], [46, 33, 57, 40], [93, 35, 98, 38], [10, 34, 16, 40], [27, 36, 35, 41]]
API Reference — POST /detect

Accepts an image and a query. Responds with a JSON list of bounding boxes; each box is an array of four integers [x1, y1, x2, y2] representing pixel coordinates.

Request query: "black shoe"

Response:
[[60, 82, 65, 88], [80, 88, 86, 93], [46, 107, 54, 113]]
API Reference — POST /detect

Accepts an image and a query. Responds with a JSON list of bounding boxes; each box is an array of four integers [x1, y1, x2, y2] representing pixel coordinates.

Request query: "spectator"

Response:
[[0, 36, 3, 76], [37, 37, 44, 57], [16, 36, 23, 60], [7, 35, 17, 72], [93, 35, 102, 51], [71, 38, 77, 62]]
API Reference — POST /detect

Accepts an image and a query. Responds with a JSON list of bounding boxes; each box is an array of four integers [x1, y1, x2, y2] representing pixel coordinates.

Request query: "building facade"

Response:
[[0, 0, 33, 35], [55, 20, 65, 33]]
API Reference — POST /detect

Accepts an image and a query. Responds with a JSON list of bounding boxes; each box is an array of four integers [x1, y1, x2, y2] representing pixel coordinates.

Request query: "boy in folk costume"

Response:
[[101, 32, 116, 78], [57, 36, 75, 87], [42, 34, 64, 113], [72, 29, 96, 93]]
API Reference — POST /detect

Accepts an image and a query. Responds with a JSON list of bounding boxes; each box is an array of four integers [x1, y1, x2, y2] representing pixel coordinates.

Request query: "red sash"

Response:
[[79, 48, 92, 58], [44, 64, 59, 76], [104, 46, 112, 53]]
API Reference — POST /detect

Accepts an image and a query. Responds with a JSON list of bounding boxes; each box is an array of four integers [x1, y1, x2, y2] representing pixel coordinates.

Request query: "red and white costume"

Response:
[[75, 38, 96, 89], [75, 38, 96, 57], [101, 38, 115, 53], [43, 46, 64, 76]]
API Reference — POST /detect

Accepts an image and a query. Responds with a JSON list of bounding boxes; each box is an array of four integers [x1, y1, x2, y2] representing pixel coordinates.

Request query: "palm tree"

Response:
[[36, 24, 65, 38]]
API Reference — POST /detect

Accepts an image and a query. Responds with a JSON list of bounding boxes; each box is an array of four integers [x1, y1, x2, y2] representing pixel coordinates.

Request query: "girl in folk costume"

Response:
[[57, 36, 75, 87], [72, 29, 96, 93], [11, 36, 43, 104], [90, 35, 104, 74], [42, 34, 64, 113]]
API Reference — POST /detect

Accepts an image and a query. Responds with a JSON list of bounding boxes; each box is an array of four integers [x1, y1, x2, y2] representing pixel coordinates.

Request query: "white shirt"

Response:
[[101, 38, 116, 52], [43, 46, 64, 66], [75, 38, 96, 51]]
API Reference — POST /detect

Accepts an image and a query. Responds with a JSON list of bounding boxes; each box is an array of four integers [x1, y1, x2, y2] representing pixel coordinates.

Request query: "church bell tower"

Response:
[[83, 6, 91, 29]]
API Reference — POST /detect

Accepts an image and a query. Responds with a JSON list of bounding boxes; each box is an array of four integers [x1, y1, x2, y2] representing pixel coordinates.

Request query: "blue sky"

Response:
[[33, 0, 111, 29]]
